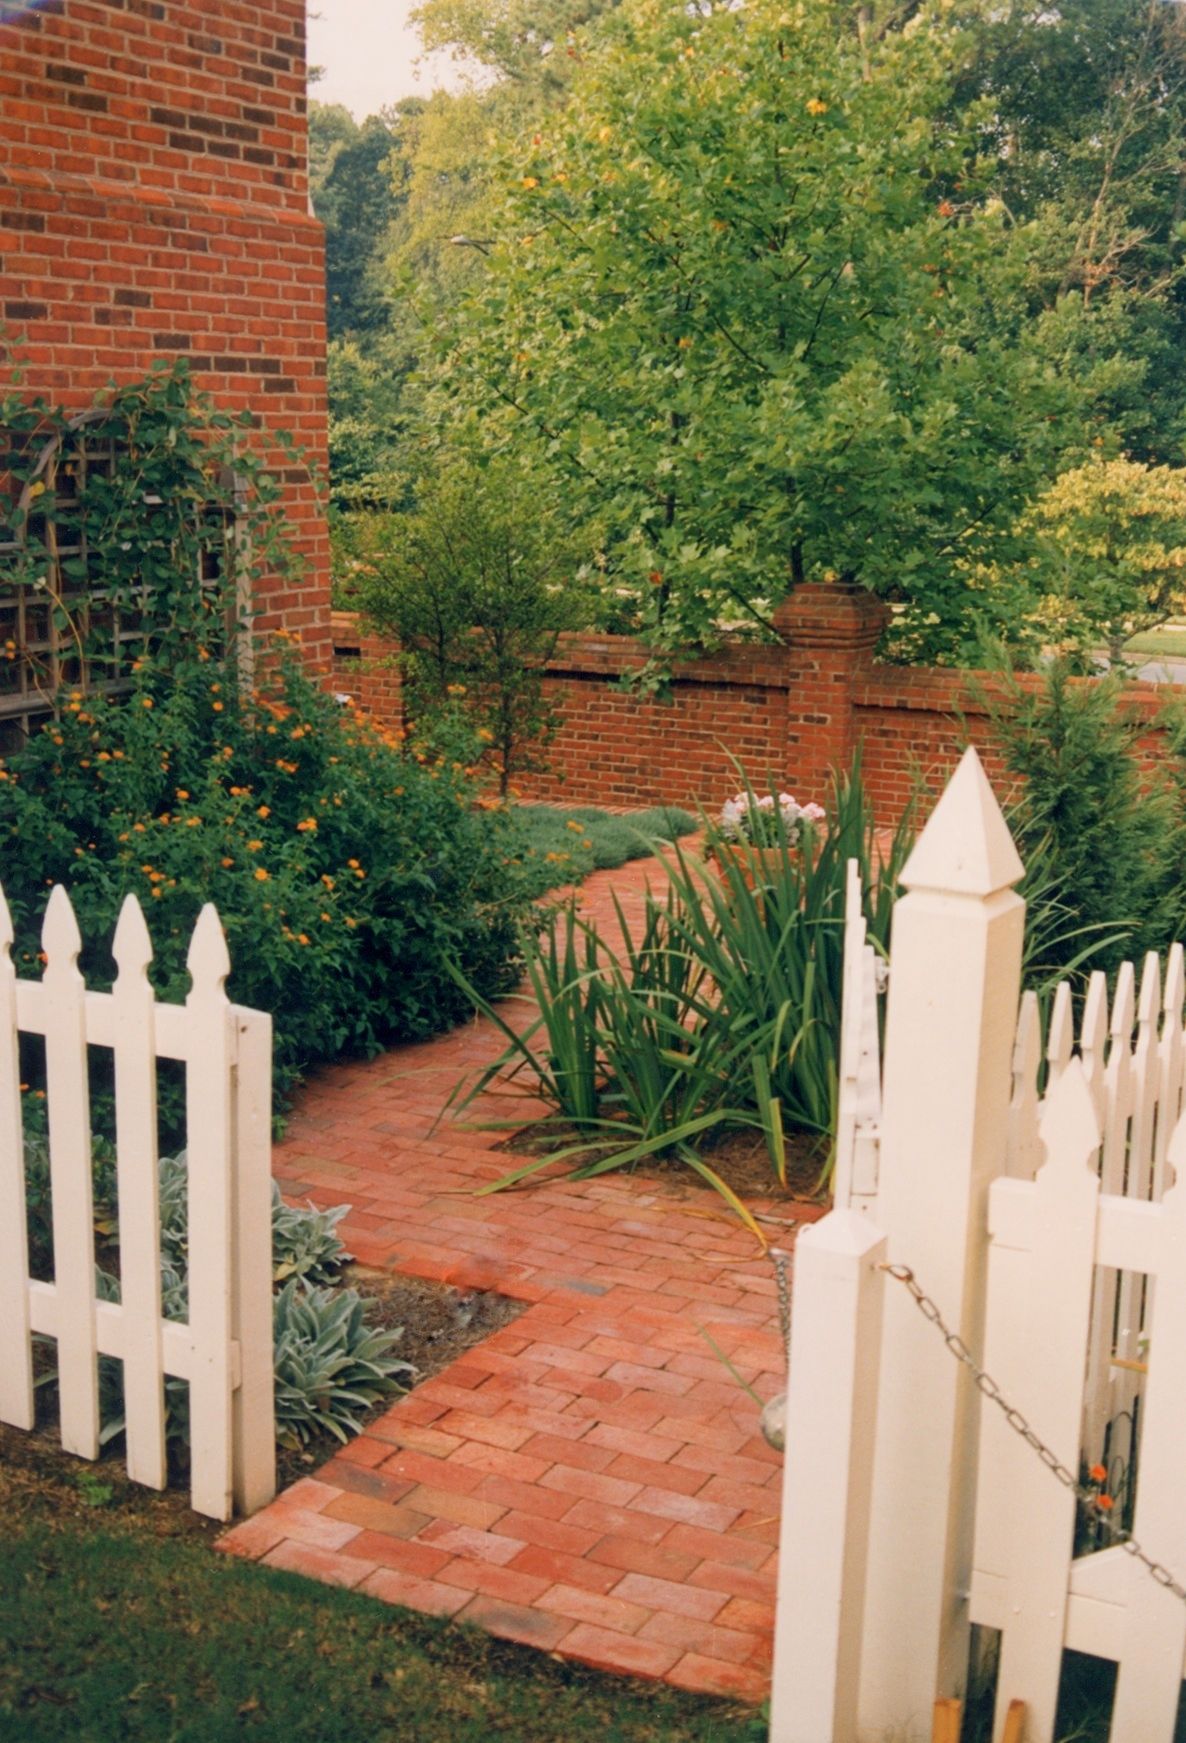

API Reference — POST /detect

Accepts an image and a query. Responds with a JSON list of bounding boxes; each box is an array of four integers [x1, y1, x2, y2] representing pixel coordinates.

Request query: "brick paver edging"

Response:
[[217, 854, 825, 1704]]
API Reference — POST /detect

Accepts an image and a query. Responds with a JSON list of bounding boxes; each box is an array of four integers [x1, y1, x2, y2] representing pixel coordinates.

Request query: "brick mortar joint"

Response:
[[0, 162, 320, 228]]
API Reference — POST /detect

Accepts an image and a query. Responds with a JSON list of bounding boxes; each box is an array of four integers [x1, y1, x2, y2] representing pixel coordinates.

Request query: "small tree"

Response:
[[1022, 454, 1186, 664], [354, 463, 594, 794]]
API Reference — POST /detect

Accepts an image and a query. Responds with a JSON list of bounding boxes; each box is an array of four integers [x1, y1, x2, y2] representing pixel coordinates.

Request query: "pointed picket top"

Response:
[[113, 894, 154, 982], [0, 882, 12, 955], [1079, 972, 1107, 1068], [1164, 944, 1185, 1032], [1012, 990, 1041, 1098], [1139, 952, 1161, 1036], [186, 902, 230, 997], [899, 746, 1024, 897], [1047, 981, 1074, 1086], [1109, 960, 1135, 1049], [41, 883, 81, 967], [1038, 1057, 1102, 1179]]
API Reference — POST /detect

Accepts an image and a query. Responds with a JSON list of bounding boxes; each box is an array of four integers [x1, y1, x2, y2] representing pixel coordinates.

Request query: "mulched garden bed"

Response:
[[2, 1272, 526, 1542]]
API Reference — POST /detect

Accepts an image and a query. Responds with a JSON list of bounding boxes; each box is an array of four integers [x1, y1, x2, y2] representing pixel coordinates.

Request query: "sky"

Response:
[[307, 0, 473, 119]]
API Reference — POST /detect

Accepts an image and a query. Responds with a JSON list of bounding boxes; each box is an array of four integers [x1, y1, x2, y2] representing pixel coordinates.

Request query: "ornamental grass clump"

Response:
[[449, 760, 915, 1224]]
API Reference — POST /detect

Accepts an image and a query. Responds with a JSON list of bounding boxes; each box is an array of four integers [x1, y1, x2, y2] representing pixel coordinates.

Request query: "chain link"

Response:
[[880, 1262, 1186, 1607], [771, 1248, 792, 1360]]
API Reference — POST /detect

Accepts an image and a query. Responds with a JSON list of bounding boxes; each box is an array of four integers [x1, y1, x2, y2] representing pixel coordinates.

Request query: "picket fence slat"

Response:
[[0, 887, 33, 1429], [112, 896, 166, 1491], [985, 1066, 1102, 1743], [231, 1005, 276, 1516], [0, 881, 274, 1524], [185, 904, 236, 1522], [43, 887, 99, 1459]]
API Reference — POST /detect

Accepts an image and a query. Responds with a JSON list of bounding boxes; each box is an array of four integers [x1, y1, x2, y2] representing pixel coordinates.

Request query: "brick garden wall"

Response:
[[332, 584, 1174, 821], [0, 0, 329, 662]]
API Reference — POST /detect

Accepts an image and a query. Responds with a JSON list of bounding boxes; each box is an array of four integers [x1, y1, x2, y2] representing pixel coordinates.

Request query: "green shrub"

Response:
[[986, 663, 1185, 979], [0, 654, 529, 1111]]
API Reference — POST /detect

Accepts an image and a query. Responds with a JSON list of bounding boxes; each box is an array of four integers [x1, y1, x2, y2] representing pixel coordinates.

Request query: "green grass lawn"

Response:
[[0, 1435, 759, 1743], [1122, 622, 1186, 659], [510, 804, 699, 898]]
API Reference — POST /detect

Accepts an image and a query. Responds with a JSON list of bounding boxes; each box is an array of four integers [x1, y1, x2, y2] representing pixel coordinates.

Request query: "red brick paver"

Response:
[[218, 854, 824, 1703]]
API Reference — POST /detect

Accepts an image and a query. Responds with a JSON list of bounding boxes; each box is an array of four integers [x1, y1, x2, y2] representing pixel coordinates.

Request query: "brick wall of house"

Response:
[[331, 588, 1174, 821], [0, 0, 329, 661]]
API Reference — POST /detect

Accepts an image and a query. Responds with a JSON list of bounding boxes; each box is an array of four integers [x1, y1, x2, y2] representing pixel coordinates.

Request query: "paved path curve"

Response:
[[219, 852, 824, 1703]]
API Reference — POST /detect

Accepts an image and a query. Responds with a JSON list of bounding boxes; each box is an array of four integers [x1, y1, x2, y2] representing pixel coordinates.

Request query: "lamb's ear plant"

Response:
[[272, 1280, 413, 1449]]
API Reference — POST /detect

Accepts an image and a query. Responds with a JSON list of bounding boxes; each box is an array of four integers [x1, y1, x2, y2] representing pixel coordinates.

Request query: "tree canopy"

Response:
[[322, 0, 1186, 666]]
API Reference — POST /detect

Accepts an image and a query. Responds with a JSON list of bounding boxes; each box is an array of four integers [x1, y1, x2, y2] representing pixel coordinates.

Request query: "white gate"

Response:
[[0, 884, 276, 1521]]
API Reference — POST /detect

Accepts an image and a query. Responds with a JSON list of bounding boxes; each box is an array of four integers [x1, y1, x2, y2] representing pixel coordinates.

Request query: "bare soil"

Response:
[[499, 1117, 831, 1206], [1, 1273, 526, 1541]]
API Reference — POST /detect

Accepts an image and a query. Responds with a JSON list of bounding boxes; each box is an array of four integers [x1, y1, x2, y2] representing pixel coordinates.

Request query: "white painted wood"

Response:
[[858, 747, 1025, 1735], [1154, 943, 1185, 1200], [231, 1006, 276, 1515], [970, 1201, 1030, 1602], [1047, 980, 1075, 1093], [184, 904, 236, 1521], [851, 943, 883, 1205], [833, 862, 865, 1212], [769, 1210, 887, 1743], [1007, 990, 1042, 1181], [992, 1065, 1101, 1743], [27, 1276, 216, 1378], [6, 882, 273, 1520], [14, 981, 211, 1061], [1078, 973, 1108, 1123], [42, 886, 99, 1458], [0, 885, 33, 1429], [111, 896, 166, 1490], [1108, 1116, 1186, 1740]]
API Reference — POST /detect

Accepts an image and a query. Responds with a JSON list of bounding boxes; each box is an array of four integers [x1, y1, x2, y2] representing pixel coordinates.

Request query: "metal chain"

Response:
[[771, 1248, 793, 1360], [880, 1262, 1186, 1607]]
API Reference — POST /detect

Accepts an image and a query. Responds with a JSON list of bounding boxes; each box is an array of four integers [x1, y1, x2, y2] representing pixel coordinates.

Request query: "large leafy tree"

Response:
[[422, 0, 1178, 662]]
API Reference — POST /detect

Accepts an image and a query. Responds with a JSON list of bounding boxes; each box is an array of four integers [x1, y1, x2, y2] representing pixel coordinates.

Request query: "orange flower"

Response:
[[1089, 1464, 1107, 1484], [1095, 1494, 1115, 1511], [247, 839, 264, 852], [257, 805, 270, 819], [141, 697, 154, 709], [221, 857, 234, 869], [254, 867, 270, 882], [296, 817, 317, 832]]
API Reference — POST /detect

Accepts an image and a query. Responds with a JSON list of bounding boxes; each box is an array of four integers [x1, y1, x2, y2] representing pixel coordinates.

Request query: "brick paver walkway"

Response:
[[218, 853, 825, 1704]]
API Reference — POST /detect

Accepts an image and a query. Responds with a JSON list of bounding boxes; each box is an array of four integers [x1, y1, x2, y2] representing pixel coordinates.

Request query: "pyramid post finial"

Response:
[[900, 747, 1024, 898]]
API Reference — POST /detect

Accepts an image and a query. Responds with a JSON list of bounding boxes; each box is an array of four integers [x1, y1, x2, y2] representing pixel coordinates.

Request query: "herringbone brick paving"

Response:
[[218, 853, 824, 1703]]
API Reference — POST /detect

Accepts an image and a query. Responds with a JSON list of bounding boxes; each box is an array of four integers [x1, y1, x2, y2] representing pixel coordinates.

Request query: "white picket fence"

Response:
[[0, 884, 276, 1521], [772, 748, 1186, 1743]]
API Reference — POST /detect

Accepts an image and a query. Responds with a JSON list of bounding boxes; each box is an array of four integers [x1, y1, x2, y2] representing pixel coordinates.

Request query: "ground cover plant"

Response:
[[509, 802, 698, 898], [0, 1438, 760, 1743], [24, 1134, 411, 1456]]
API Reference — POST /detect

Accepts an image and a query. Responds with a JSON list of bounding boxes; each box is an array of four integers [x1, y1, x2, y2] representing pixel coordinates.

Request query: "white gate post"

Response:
[[857, 747, 1025, 1740], [769, 1209, 887, 1743]]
